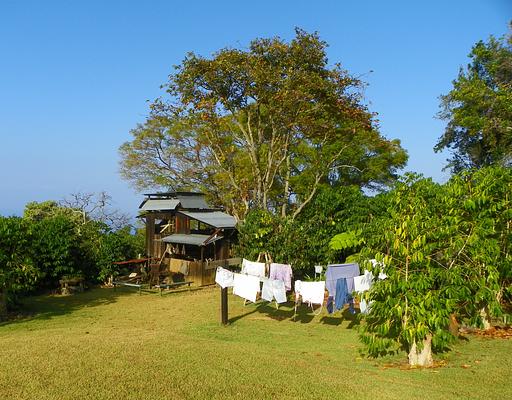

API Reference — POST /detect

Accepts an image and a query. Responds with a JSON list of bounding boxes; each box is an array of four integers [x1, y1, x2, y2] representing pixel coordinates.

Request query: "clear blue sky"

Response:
[[0, 0, 510, 218]]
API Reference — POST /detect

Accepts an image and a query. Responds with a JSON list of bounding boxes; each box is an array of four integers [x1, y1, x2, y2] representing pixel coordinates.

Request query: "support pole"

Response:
[[221, 287, 228, 325]]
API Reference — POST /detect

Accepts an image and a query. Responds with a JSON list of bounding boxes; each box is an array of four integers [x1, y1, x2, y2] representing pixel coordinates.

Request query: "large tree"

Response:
[[435, 26, 512, 172], [120, 29, 407, 220]]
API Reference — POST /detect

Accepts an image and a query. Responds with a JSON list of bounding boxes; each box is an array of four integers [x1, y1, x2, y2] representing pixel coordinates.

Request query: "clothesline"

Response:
[[215, 259, 387, 318]]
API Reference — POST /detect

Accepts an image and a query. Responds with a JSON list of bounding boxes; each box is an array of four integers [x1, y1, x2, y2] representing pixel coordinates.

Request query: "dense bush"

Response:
[[0, 217, 40, 318], [0, 200, 144, 313]]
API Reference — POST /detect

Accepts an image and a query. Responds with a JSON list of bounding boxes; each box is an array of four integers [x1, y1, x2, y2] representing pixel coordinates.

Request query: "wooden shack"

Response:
[[138, 192, 237, 286]]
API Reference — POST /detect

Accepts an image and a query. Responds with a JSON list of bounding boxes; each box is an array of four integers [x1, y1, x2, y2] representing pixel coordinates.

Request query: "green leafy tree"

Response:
[[236, 186, 377, 274], [441, 167, 512, 328], [120, 29, 407, 219], [24, 195, 140, 288], [30, 215, 83, 285], [96, 226, 145, 284], [0, 217, 40, 319], [354, 176, 453, 367], [331, 168, 512, 366], [435, 26, 512, 172]]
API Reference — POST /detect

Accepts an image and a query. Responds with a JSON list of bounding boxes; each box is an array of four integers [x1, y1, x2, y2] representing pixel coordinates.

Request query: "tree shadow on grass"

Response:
[[320, 308, 361, 328], [0, 287, 149, 327], [228, 297, 363, 327]]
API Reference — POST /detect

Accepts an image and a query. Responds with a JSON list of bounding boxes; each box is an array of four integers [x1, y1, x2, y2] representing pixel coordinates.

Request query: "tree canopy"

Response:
[[435, 25, 512, 172], [120, 29, 407, 219]]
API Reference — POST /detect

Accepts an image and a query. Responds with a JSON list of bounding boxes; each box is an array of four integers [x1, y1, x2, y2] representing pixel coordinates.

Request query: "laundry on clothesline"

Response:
[[233, 273, 260, 303], [359, 299, 369, 314], [353, 271, 373, 293], [295, 280, 325, 306], [241, 258, 266, 278], [325, 263, 360, 297], [269, 263, 293, 291], [369, 259, 388, 280], [215, 267, 234, 288], [261, 278, 287, 304]]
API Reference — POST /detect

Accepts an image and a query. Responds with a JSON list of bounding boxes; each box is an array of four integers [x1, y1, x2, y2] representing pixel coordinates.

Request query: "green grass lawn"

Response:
[[0, 287, 511, 400]]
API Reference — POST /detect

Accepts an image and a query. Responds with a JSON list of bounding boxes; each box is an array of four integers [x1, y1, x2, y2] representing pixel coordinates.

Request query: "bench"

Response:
[[112, 281, 146, 295], [154, 281, 194, 295], [113, 280, 193, 295]]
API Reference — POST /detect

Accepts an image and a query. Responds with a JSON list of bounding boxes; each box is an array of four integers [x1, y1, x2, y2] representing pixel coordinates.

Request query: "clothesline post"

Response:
[[221, 286, 229, 325]]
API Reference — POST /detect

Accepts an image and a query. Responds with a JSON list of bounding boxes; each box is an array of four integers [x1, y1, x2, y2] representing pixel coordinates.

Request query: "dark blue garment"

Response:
[[325, 263, 360, 297], [327, 296, 334, 314], [334, 278, 348, 311]]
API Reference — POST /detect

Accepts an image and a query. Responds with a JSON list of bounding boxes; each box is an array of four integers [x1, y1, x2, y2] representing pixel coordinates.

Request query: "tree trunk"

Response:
[[408, 335, 433, 367], [0, 289, 8, 321]]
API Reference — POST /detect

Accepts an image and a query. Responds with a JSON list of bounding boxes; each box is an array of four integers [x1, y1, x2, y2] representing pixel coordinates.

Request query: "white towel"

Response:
[[241, 258, 266, 278], [295, 280, 325, 305], [233, 273, 260, 303]]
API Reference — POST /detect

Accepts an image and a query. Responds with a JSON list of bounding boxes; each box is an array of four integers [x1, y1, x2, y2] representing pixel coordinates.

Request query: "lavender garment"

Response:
[[325, 263, 360, 297], [269, 263, 293, 291]]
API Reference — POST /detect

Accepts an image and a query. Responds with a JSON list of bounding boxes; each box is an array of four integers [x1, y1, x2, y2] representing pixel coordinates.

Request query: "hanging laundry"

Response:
[[233, 273, 260, 303], [170, 258, 183, 273], [241, 259, 266, 278], [326, 296, 334, 314], [269, 263, 293, 291], [325, 263, 360, 297], [295, 280, 325, 306], [353, 272, 372, 293], [359, 298, 370, 314], [179, 260, 190, 276], [369, 259, 388, 280], [334, 278, 354, 312], [261, 278, 287, 303], [215, 267, 234, 288]]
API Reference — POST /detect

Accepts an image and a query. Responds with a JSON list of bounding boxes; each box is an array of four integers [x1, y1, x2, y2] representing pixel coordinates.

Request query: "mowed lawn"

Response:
[[1, 287, 511, 400]]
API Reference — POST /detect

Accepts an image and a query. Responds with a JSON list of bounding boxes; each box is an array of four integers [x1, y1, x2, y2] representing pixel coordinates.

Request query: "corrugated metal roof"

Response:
[[140, 199, 180, 211], [179, 211, 236, 228], [161, 234, 222, 246], [176, 194, 210, 209]]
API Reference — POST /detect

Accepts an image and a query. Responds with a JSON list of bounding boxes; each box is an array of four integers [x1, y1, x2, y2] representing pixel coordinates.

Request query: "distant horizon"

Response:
[[1, 0, 510, 218]]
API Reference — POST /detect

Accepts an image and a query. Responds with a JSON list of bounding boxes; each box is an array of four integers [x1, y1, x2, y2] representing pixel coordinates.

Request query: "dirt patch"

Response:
[[460, 325, 512, 339]]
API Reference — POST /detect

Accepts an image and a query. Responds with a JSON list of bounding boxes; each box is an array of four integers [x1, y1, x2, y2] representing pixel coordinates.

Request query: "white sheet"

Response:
[[295, 280, 325, 305], [353, 273, 372, 293], [233, 273, 260, 303]]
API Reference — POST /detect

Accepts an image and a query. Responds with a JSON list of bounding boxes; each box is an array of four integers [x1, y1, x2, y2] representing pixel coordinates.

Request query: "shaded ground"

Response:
[[0, 287, 511, 400]]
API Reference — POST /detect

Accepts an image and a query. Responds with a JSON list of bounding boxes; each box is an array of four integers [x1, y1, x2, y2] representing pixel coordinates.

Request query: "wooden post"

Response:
[[221, 287, 228, 325]]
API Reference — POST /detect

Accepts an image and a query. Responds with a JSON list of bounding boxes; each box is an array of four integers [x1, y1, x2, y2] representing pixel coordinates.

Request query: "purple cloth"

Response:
[[325, 263, 360, 297], [269, 263, 293, 291]]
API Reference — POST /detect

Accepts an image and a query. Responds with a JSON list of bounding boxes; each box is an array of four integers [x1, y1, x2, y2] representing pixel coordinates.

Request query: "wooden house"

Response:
[[138, 192, 237, 286]]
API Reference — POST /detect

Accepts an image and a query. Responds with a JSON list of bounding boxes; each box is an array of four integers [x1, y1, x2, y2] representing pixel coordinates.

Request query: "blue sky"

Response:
[[0, 0, 510, 217]]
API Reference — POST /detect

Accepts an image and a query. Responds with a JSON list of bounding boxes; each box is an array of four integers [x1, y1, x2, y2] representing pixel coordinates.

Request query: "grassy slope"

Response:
[[0, 287, 511, 400]]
